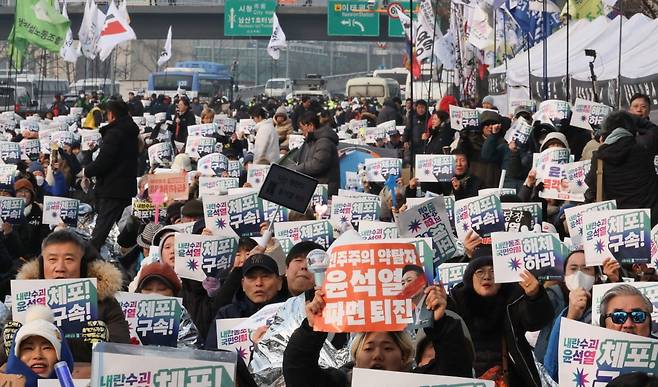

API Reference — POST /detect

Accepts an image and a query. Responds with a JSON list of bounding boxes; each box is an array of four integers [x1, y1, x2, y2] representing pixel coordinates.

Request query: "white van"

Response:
[[373, 68, 409, 98], [345, 77, 400, 100], [264, 78, 293, 99]]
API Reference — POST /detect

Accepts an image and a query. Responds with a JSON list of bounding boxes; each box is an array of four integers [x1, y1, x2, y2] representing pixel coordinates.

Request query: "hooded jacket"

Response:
[[84, 115, 139, 199], [584, 133, 658, 226], [253, 118, 280, 165], [5, 333, 75, 387], [275, 118, 294, 149], [15, 259, 131, 362], [293, 125, 340, 196]]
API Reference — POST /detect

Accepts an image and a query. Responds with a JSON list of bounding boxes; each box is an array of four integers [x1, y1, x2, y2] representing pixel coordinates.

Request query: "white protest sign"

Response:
[[492, 232, 569, 283], [80, 129, 101, 151], [364, 157, 402, 182], [357, 220, 400, 240], [50, 130, 74, 148], [438, 262, 469, 293], [532, 147, 573, 179], [414, 155, 456, 182], [42, 196, 79, 227], [115, 292, 183, 347], [199, 176, 239, 196], [19, 139, 40, 161], [288, 134, 305, 150], [351, 368, 494, 387], [237, 119, 256, 136], [535, 99, 571, 123], [246, 164, 270, 189], [185, 136, 216, 160], [449, 105, 463, 130], [216, 302, 282, 362], [214, 117, 237, 135], [504, 118, 533, 145], [174, 233, 239, 281], [454, 194, 505, 241], [539, 160, 591, 202], [0, 141, 21, 164], [203, 193, 260, 238], [564, 200, 617, 250], [570, 98, 613, 130], [198, 152, 230, 176], [187, 123, 219, 137], [478, 188, 517, 197], [330, 195, 381, 228], [273, 220, 334, 251], [147, 142, 174, 167]]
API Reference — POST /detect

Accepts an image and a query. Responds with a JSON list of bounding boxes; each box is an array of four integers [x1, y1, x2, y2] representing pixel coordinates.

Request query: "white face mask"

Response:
[[564, 270, 595, 292], [35, 176, 45, 186]]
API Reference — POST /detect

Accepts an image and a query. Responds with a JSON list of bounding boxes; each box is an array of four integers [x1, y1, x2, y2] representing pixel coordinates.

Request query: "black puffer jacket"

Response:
[[585, 134, 658, 226], [84, 115, 139, 199], [376, 99, 403, 125], [293, 126, 340, 196]]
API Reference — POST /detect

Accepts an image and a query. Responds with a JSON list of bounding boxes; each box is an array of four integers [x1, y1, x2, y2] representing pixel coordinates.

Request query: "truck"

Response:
[[345, 77, 400, 100], [289, 74, 330, 100], [264, 78, 293, 99]]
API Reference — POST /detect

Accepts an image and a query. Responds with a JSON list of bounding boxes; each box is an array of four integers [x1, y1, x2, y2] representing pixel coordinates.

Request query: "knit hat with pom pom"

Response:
[[14, 305, 62, 360]]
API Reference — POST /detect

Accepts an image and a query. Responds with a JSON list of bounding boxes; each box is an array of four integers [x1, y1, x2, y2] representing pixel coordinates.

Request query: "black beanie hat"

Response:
[[462, 256, 494, 290]]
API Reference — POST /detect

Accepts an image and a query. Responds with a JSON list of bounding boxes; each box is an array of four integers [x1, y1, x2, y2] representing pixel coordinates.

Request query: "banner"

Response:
[[115, 292, 182, 347], [131, 199, 167, 224], [532, 147, 573, 179], [204, 193, 263, 237], [492, 232, 569, 282], [11, 278, 98, 339], [148, 172, 189, 201], [454, 194, 505, 241], [43, 196, 79, 227], [91, 342, 236, 387], [198, 153, 230, 176], [185, 136, 216, 160], [315, 242, 419, 332], [397, 196, 458, 265], [80, 129, 101, 151], [273, 220, 334, 255], [414, 155, 455, 182], [438, 262, 469, 293], [539, 160, 591, 202], [591, 282, 658, 335], [187, 123, 219, 137], [0, 141, 21, 164], [358, 220, 400, 240], [19, 139, 41, 161], [564, 200, 617, 250], [364, 158, 402, 182], [558, 318, 658, 386], [246, 164, 270, 189], [147, 142, 174, 167], [351, 368, 494, 387], [570, 98, 613, 130], [174, 233, 238, 281], [216, 303, 282, 362], [583, 209, 652, 265], [199, 176, 239, 196], [330, 195, 381, 228], [0, 197, 25, 224]]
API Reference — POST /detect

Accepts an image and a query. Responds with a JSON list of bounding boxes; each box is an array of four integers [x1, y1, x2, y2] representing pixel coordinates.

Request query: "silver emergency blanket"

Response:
[[249, 293, 351, 386], [75, 207, 122, 260], [177, 305, 200, 349]]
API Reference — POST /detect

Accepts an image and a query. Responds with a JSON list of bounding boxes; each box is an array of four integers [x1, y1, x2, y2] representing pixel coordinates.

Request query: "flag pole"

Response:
[[566, 0, 570, 102], [616, 1, 622, 109], [526, 33, 532, 100], [7, 0, 18, 112], [428, 0, 439, 102], [542, 0, 548, 100]]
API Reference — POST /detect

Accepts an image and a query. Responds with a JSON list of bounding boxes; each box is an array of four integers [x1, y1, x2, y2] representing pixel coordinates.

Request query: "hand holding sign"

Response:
[[423, 285, 447, 321], [306, 289, 327, 328]]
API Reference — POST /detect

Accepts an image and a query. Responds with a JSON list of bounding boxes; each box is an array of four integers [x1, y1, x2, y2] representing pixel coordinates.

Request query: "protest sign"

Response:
[[215, 117, 236, 135], [315, 242, 419, 332], [503, 209, 533, 232], [351, 368, 494, 387], [654, 155, 658, 174], [43, 196, 79, 227], [147, 142, 174, 167], [0, 197, 25, 224], [338, 189, 379, 200], [397, 196, 458, 265], [591, 282, 658, 335], [237, 119, 256, 136], [348, 119, 368, 133], [364, 126, 387, 144], [131, 199, 167, 224], [11, 278, 98, 339], [19, 139, 40, 161], [565, 200, 617, 250], [91, 342, 237, 387], [449, 106, 479, 130], [0, 164, 16, 190], [492, 232, 569, 282], [504, 117, 532, 145], [311, 184, 329, 207], [414, 154, 456, 182], [438, 262, 469, 293], [386, 238, 435, 280], [583, 209, 652, 266], [558, 318, 658, 386], [187, 123, 219, 137], [38, 130, 52, 155], [478, 188, 517, 197], [39, 380, 88, 387], [0, 141, 21, 164], [652, 224, 658, 267], [532, 147, 573, 179], [204, 193, 263, 237], [358, 220, 400, 240], [174, 233, 238, 281], [509, 99, 535, 113], [50, 130, 74, 148], [570, 98, 613, 130], [199, 176, 239, 196], [148, 172, 189, 201], [227, 160, 241, 178], [454, 194, 505, 241], [330, 195, 381, 228], [115, 292, 182, 347], [80, 129, 101, 151], [539, 160, 591, 202], [273, 220, 334, 255], [185, 136, 217, 159], [364, 158, 402, 182], [216, 302, 282, 362], [258, 164, 319, 214], [261, 198, 289, 223], [198, 152, 230, 176], [288, 134, 305, 150], [246, 164, 270, 190], [535, 99, 571, 123]]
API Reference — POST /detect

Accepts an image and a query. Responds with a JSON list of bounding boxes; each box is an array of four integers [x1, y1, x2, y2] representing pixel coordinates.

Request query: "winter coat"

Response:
[[84, 115, 139, 200], [584, 135, 658, 226], [13, 203, 49, 259], [633, 116, 658, 156], [276, 118, 294, 149], [450, 282, 554, 387], [376, 100, 403, 125], [15, 259, 131, 362], [282, 314, 474, 387], [292, 126, 340, 196], [5, 332, 75, 387], [180, 278, 213, 345], [404, 111, 429, 154], [253, 119, 280, 165], [172, 109, 196, 144], [465, 132, 501, 189], [453, 173, 482, 201]]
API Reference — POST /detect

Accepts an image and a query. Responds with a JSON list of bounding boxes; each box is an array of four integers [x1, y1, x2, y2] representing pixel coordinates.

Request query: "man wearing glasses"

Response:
[[599, 284, 654, 338]]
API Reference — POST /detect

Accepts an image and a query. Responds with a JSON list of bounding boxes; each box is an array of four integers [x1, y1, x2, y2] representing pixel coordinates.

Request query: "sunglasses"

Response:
[[605, 310, 649, 325]]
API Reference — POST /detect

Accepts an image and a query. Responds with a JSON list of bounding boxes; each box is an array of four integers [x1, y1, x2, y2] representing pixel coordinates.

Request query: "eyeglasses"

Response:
[[474, 268, 495, 279], [604, 310, 649, 325]]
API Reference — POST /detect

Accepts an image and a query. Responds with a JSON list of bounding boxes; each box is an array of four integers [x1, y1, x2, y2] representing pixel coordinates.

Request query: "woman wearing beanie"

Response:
[[449, 256, 553, 386], [27, 162, 50, 203], [273, 106, 293, 151], [14, 178, 49, 260]]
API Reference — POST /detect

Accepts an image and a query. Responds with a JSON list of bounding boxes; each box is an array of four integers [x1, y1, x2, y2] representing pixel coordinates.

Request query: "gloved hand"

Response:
[[82, 320, 109, 344], [3, 321, 22, 356], [202, 276, 221, 297]]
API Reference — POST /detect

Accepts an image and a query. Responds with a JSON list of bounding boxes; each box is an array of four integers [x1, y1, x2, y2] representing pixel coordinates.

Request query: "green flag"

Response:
[[6, 27, 27, 70], [14, 0, 70, 53]]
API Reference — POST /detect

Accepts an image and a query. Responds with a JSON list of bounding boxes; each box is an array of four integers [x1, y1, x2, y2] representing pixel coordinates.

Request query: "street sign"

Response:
[[224, 0, 277, 37], [327, 0, 380, 37], [388, 3, 413, 38]]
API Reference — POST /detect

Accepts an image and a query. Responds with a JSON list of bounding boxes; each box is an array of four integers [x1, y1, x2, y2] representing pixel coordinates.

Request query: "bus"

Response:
[[373, 68, 409, 98], [0, 73, 68, 113], [69, 78, 121, 96], [345, 77, 400, 100], [147, 61, 233, 101]]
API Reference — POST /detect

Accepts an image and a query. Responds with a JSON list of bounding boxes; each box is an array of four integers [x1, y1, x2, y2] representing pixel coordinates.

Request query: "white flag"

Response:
[[118, 0, 130, 24], [267, 13, 286, 61], [157, 26, 172, 68], [97, 0, 136, 61], [60, 1, 80, 63], [78, 0, 105, 59]]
